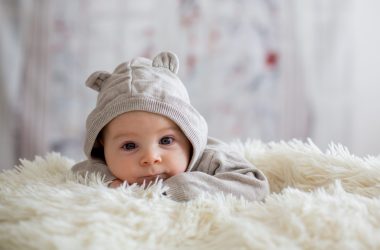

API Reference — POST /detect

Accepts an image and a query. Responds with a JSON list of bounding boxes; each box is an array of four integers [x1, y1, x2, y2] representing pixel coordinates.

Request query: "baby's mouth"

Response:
[[137, 174, 167, 185]]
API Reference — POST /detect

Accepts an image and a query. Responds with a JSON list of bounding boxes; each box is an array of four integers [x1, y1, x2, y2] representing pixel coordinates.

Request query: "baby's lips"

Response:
[[138, 173, 167, 185]]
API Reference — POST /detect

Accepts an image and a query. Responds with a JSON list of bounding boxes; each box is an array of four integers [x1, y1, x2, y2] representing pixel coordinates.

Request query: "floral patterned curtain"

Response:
[[43, 0, 281, 162]]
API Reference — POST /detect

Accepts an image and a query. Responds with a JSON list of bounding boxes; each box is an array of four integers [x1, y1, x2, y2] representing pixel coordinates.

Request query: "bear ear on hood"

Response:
[[85, 71, 111, 92], [152, 51, 179, 74]]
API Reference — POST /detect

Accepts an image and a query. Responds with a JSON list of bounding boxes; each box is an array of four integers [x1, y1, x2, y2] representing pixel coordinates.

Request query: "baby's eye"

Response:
[[160, 136, 174, 145], [122, 142, 136, 151]]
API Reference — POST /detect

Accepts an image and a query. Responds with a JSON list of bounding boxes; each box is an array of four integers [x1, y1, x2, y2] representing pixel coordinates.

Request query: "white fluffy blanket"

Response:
[[1, 140, 380, 249]]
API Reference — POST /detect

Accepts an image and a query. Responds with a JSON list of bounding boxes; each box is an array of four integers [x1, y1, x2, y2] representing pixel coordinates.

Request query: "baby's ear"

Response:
[[152, 51, 179, 74], [85, 71, 111, 92]]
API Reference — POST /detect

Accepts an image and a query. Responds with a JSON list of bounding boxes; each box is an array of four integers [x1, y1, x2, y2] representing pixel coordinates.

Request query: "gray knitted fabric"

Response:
[[84, 52, 208, 171]]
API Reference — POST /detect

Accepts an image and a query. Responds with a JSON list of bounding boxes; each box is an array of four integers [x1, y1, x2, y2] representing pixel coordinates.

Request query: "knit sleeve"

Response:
[[71, 159, 117, 183], [163, 143, 270, 202]]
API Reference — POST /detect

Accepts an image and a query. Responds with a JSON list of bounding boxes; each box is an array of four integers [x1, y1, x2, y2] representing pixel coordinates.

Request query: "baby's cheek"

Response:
[[172, 162, 188, 175], [107, 163, 128, 180]]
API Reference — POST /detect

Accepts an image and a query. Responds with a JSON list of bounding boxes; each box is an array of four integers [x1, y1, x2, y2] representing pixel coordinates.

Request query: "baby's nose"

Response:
[[140, 148, 162, 166]]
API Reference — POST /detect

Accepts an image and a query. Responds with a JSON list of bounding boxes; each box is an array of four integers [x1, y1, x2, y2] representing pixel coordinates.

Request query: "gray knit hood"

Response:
[[84, 51, 208, 171]]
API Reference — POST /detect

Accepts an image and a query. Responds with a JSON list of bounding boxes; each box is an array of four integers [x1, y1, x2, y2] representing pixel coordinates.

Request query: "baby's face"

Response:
[[101, 111, 192, 185]]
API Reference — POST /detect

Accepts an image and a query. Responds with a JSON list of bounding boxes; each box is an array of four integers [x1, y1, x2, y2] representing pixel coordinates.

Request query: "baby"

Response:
[[72, 51, 269, 202]]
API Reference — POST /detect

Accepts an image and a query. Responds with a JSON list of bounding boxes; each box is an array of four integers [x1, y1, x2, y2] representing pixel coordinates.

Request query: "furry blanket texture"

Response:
[[1, 139, 380, 250]]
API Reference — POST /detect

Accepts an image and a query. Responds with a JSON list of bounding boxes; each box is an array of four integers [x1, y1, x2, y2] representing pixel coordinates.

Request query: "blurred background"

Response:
[[1, 0, 379, 170]]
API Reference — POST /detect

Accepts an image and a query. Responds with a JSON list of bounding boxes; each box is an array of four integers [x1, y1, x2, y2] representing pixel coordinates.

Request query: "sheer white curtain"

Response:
[[18, 1, 51, 162], [0, 0, 51, 169], [279, 0, 380, 156], [280, 0, 380, 154], [279, 0, 354, 145], [0, 1, 17, 170], [0, 1, 25, 169], [350, 1, 380, 156]]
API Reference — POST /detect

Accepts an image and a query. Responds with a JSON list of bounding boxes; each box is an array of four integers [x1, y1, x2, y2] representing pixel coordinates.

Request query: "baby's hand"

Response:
[[109, 179, 123, 188]]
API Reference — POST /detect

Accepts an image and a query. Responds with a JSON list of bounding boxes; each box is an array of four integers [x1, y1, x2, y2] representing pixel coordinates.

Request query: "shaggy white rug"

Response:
[[1, 139, 380, 250]]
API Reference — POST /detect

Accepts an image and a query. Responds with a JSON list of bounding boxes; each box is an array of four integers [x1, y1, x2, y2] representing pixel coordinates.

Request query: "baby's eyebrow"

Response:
[[111, 127, 181, 140], [111, 132, 136, 140], [159, 126, 181, 133]]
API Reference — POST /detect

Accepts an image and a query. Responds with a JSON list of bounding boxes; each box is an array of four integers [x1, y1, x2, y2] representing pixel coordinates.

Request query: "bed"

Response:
[[1, 139, 380, 249]]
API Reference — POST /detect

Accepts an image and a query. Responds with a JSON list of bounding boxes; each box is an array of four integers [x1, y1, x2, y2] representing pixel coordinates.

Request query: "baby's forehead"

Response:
[[104, 111, 184, 138], [109, 111, 179, 127]]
